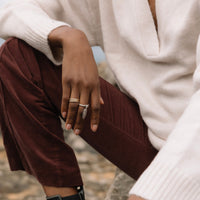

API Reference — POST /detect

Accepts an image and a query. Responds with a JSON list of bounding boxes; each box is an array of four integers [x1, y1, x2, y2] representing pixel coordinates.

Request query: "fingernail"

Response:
[[62, 112, 66, 118], [100, 97, 104, 105], [75, 129, 80, 135], [92, 125, 98, 132], [66, 124, 71, 130]]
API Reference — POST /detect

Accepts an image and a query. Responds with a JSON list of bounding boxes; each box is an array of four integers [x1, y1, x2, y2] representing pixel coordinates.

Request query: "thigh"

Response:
[[0, 38, 82, 187], [37, 46, 158, 180], [0, 79, 26, 171], [3, 38, 157, 181], [81, 78, 158, 180]]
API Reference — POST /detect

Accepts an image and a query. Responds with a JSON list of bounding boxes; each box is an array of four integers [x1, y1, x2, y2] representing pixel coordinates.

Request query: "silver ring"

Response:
[[79, 104, 89, 119]]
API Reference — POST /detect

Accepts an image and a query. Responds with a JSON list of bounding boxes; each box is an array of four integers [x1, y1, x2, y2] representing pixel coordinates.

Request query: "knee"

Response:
[[0, 37, 38, 79], [0, 37, 30, 60]]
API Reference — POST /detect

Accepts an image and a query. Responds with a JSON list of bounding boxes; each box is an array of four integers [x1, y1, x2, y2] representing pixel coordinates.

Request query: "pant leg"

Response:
[[36, 40, 158, 179], [81, 79, 158, 179], [0, 38, 83, 187], [0, 79, 26, 171], [0, 38, 157, 188]]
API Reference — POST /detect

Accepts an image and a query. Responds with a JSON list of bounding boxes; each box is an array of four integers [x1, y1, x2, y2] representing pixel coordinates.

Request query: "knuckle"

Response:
[[74, 118, 83, 128], [62, 96, 69, 102], [63, 77, 71, 85], [84, 80, 99, 90], [91, 115, 98, 122], [67, 116, 74, 121], [77, 110, 84, 120], [75, 120, 82, 127], [95, 80, 100, 86], [82, 81, 91, 89], [90, 83, 96, 89], [69, 104, 78, 112], [78, 107, 84, 114], [66, 114, 74, 122], [92, 105, 100, 112], [72, 79, 81, 87], [92, 81, 100, 89]]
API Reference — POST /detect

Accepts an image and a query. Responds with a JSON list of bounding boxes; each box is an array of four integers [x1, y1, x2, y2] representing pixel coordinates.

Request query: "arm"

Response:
[[0, 0, 100, 65], [0, 0, 102, 133], [48, 26, 103, 134], [128, 36, 200, 200]]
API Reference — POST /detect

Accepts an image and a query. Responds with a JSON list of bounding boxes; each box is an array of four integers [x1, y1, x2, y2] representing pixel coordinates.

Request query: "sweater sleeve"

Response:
[[129, 36, 200, 200], [0, 0, 100, 65]]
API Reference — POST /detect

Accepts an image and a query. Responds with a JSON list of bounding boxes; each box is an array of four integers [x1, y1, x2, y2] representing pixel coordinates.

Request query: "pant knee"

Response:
[[1, 37, 43, 88]]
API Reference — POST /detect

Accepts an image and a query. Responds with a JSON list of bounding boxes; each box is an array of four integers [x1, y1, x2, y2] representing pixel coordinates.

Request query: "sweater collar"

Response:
[[112, 0, 160, 57]]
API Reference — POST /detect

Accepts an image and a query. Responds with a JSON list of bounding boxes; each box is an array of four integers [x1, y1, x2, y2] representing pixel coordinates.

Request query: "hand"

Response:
[[128, 195, 146, 200], [48, 26, 104, 135]]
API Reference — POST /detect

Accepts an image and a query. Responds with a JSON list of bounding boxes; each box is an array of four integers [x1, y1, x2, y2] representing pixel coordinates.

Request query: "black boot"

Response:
[[46, 186, 85, 200]]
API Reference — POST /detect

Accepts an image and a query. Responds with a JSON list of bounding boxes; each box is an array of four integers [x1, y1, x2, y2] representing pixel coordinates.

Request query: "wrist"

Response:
[[48, 26, 88, 49]]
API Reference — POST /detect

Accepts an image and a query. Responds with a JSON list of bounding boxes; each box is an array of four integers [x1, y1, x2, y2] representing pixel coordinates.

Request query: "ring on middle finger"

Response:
[[79, 104, 89, 119]]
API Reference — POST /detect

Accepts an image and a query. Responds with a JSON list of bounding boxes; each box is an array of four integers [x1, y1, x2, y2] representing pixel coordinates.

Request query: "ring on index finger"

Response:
[[79, 104, 89, 119], [69, 98, 80, 103]]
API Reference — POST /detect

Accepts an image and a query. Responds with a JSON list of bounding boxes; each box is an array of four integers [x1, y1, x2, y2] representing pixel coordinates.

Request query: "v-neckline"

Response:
[[147, 0, 158, 31], [112, 0, 160, 57], [136, 0, 160, 56]]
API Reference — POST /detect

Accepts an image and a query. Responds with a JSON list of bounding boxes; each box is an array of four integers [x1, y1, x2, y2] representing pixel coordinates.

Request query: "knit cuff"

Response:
[[129, 160, 200, 200], [22, 20, 70, 65]]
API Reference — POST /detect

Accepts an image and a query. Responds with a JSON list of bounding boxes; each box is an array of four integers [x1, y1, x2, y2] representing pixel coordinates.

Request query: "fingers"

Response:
[[61, 84, 71, 119], [62, 82, 103, 135], [90, 88, 101, 132], [100, 96, 104, 105], [65, 86, 80, 130], [73, 89, 90, 135]]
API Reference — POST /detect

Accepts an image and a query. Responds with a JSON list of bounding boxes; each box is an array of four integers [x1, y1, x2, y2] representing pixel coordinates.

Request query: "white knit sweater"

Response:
[[1, 0, 200, 199]]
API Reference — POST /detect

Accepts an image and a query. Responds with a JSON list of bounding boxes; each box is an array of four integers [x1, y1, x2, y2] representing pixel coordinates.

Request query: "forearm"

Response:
[[0, 0, 98, 65], [0, 1, 70, 65]]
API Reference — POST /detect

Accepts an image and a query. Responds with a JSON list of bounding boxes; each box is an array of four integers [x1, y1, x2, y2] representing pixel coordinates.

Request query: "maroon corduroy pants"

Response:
[[0, 38, 157, 187]]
